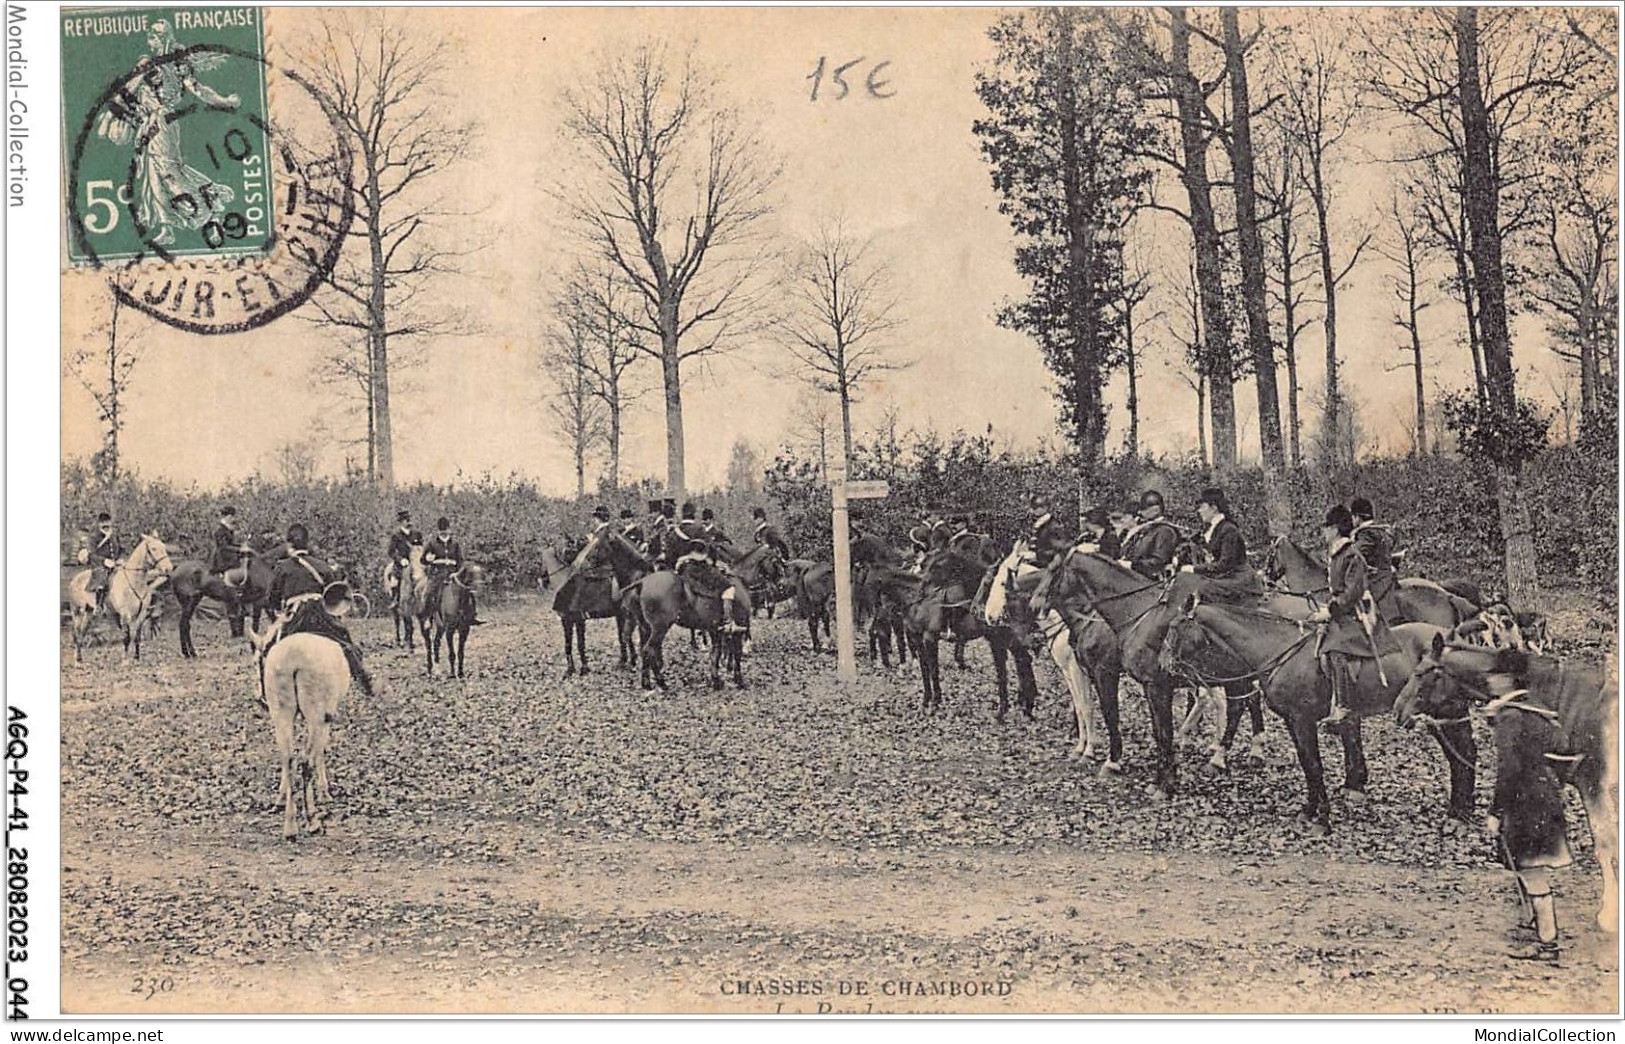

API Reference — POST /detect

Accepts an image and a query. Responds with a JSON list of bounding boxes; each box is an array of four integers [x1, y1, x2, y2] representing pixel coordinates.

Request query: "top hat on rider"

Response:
[[396, 509, 411, 525]]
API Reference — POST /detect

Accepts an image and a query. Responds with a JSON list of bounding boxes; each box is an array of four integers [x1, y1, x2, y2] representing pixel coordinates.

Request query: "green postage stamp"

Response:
[[62, 7, 272, 264]]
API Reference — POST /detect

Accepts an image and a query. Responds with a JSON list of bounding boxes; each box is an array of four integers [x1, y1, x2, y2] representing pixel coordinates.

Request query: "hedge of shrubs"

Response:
[[62, 431, 1617, 608]]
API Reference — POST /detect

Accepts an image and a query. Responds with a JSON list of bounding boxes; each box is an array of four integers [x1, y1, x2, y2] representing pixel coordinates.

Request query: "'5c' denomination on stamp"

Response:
[[62, 6, 272, 264]]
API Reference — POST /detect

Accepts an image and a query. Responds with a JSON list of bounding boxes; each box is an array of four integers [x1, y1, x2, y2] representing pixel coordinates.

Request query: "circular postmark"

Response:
[[67, 41, 354, 335]]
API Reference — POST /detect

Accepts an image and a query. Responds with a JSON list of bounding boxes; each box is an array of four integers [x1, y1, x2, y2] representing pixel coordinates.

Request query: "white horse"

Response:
[[985, 545, 1109, 765], [65, 532, 174, 663], [249, 627, 350, 840]]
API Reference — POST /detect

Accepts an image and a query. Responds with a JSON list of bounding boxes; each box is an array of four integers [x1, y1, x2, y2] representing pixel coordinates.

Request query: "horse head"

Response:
[[127, 533, 174, 584], [1394, 630, 1510, 728], [1157, 594, 1206, 677]]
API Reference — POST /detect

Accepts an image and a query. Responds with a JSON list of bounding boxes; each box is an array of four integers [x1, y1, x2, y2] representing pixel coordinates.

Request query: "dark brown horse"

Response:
[[1395, 636, 1617, 944], [1160, 597, 1456, 832], [635, 562, 752, 691], [541, 535, 646, 676], [868, 550, 1037, 721], [167, 543, 276, 658], [429, 562, 482, 680], [788, 559, 834, 652]]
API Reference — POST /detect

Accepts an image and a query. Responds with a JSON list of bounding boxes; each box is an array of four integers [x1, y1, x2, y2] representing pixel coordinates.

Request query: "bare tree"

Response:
[[1162, 259, 1210, 467], [1380, 195, 1435, 455], [542, 296, 609, 500], [1115, 263, 1157, 458], [1113, 7, 1240, 468], [777, 220, 907, 470], [557, 42, 781, 496], [788, 391, 837, 481], [66, 291, 146, 484], [1256, 116, 1317, 467], [1274, 12, 1373, 469], [292, 11, 482, 490], [561, 264, 649, 489]]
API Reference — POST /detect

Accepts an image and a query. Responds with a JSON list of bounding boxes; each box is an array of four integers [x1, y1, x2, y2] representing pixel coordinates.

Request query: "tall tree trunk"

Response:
[[1222, 10, 1285, 473], [607, 387, 622, 490], [366, 161, 396, 490], [1454, 248, 1487, 405], [1279, 208, 1303, 468], [1456, 6, 1537, 607], [660, 316, 686, 496], [1196, 372, 1209, 469], [1222, 9, 1290, 535], [838, 370, 855, 472], [1055, 10, 1104, 464], [1578, 288, 1600, 421], [1311, 186, 1342, 466], [1170, 9, 1236, 469], [1401, 244, 1428, 454], [1124, 299, 1140, 458]]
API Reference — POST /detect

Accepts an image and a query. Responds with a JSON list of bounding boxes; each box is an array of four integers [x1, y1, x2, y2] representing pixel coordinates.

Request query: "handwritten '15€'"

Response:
[[808, 57, 895, 101]]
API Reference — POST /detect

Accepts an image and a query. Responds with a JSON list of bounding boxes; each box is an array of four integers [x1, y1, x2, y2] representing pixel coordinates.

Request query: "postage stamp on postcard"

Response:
[[62, 6, 272, 264]]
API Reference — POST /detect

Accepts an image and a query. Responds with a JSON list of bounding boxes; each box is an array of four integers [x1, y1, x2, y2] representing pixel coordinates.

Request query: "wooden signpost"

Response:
[[829, 468, 889, 685]]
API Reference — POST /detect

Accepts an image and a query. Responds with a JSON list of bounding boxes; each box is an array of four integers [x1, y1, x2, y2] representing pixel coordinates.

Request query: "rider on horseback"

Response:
[[1075, 506, 1123, 558], [671, 505, 745, 631], [1117, 490, 1182, 579], [751, 506, 791, 560], [385, 509, 418, 606], [1350, 497, 1405, 624], [86, 512, 121, 610], [1026, 493, 1072, 568], [211, 506, 254, 591], [1175, 487, 1263, 604], [620, 508, 648, 553], [424, 517, 463, 610], [1312, 504, 1399, 731], [265, 523, 375, 699]]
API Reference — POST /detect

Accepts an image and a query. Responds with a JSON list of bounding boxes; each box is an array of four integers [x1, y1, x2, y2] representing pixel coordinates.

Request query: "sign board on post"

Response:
[[829, 471, 888, 686]]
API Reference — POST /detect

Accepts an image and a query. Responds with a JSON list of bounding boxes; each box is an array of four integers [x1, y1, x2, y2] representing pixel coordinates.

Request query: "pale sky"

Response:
[[60, 7, 1597, 495]]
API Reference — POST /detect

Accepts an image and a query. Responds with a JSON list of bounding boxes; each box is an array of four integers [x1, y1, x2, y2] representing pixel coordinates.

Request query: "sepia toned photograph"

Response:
[[52, 4, 1618, 1016]]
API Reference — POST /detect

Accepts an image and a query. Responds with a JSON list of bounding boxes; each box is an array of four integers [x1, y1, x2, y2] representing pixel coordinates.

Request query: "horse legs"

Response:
[[639, 614, 672, 692], [708, 628, 724, 690], [422, 618, 435, 677], [1095, 665, 1125, 773], [1013, 644, 1038, 721], [1247, 690, 1267, 765], [1338, 719, 1370, 798], [1430, 721, 1477, 825], [1145, 680, 1178, 800], [808, 615, 822, 653], [1285, 712, 1331, 831], [304, 706, 333, 834], [454, 624, 468, 680], [954, 635, 969, 670], [991, 638, 1011, 723], [1053, 630, 1094, 756], [560, 615, 577, 676], [576, 618, 591, 676], [272, 706, 298, 841], [1578, 759, 1619, 932], [177, 595, 199, 659]]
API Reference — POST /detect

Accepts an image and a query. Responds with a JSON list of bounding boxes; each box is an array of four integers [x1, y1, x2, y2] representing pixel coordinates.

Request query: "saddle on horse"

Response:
[[263, 594, 375, 699], [676, 561, 752, 630]]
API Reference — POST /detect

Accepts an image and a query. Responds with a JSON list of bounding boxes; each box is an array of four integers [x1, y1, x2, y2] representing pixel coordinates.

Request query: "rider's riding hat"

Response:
[[751, 506, 766, 520], [619, 508, 635, 520], [287, 523, 311, 550], [396, 509, 411, 523], [701, 508, 716, 522], [436, 517, 451, 532], [1350, 497, 1374, 520], [592, 505, 611, 522], [97, 511, 112, 523], [221, 505, 236, 518], [1196, 487, 1231, 515], [681, 501, 696, 520], [1323, 504, 1354, 536], [1139, 490, 1164, 510]]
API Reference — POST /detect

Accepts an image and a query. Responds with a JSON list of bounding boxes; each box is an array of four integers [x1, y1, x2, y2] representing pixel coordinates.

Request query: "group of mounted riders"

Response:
[[561, 498, 795, 636]]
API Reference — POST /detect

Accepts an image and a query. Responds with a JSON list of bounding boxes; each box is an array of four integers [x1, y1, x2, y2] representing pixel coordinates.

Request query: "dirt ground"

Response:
[[58, 596, 1619, 1014]]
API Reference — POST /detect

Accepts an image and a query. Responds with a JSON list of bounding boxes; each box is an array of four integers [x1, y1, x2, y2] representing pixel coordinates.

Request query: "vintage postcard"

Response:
[[19, 1, 1623, 1025]]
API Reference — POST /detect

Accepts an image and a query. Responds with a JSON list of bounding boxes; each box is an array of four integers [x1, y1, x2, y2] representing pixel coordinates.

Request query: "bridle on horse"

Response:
[[1161, 608, 1318, 693]]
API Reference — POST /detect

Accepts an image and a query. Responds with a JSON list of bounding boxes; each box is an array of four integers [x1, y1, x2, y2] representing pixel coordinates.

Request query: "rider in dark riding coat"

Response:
[[86, 512, 121, 608], [211, 506, 254, 590], [1350, 496, 1404, 624], [1117, 490, 1182, 580], [386, 509, 418, 604], [1176, 487, 1263, 604], [1026, 493, 1073, 568], [265, 522, 375, 699], [752, 507, 791, 560], [1312, 504, 1398, 730], [620, 508, 648, 554], [1076, 506, 1123, 558], [423, 517, 464, 610]]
